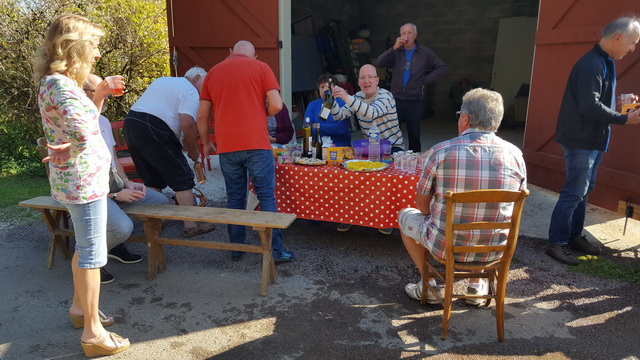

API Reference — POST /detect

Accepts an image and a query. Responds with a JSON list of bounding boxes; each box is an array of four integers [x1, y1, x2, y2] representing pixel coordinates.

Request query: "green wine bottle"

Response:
[[318, 78, 334, 121], [302, 117, 312, 157]]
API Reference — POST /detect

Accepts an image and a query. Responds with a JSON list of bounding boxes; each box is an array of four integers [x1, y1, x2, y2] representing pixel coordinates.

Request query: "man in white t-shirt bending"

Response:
[[84, 74, 171, 283], [124, 67, 215, 238]]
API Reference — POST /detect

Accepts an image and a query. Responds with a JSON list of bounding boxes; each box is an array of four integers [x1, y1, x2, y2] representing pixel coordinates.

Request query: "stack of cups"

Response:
[[406, 151, 417, 173], [393, 151, 404, 170]]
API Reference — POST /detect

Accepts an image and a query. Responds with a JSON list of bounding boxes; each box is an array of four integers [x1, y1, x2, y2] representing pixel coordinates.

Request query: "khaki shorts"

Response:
[[398, 208, 429, 247]]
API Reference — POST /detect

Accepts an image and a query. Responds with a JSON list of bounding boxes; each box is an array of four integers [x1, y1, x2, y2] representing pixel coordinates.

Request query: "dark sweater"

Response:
[[375, 41, 447, 101], [555, 44, 628, 151]]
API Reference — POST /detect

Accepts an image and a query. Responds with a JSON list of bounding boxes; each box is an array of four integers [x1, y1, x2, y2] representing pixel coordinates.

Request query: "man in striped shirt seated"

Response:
[[331, 64, 404, 152], [398, 88, 527, 305]]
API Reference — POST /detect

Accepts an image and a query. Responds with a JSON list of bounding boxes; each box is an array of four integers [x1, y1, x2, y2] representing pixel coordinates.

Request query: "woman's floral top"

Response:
[[38, 74, 111, 204]]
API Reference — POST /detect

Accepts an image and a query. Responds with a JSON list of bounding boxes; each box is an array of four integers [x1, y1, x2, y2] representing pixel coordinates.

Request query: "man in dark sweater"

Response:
[[376, 23, 446, 152], [547, 16, 640, 265]]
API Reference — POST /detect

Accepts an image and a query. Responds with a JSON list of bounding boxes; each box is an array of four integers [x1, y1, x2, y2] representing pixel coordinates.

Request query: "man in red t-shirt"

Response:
[[197, 40, 294, 263]]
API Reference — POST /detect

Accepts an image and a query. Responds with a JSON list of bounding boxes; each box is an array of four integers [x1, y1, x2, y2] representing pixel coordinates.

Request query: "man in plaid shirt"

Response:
[[398, 88, 527, 305]]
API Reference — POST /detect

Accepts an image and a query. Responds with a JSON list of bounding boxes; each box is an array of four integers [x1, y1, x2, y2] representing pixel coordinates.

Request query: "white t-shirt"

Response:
[[130, 77, 199, 139], [98, 115, 117, 167]]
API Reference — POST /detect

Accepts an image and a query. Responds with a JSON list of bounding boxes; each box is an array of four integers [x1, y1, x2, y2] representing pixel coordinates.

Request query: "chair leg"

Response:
[[440, 267, 455, 340], [495, 270, 508, 341]]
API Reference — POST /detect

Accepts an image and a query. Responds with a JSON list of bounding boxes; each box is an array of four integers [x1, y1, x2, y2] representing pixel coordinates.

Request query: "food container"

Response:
[[353, 139, 391, 157], [327, 147, 348, 165]]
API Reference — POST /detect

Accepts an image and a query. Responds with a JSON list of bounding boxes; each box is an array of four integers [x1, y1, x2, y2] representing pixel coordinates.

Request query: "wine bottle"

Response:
[[193, 161, 206, 184], [312, 123, 323, 160], [302, 117, 312, 157], [318, 78, 334, 121]]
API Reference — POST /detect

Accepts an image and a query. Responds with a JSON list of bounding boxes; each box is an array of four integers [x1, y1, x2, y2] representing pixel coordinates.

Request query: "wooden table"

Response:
[[275, 163, 420, 229]]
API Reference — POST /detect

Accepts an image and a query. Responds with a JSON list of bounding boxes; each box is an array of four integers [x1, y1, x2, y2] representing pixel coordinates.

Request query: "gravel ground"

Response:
[[1, 158, 639, 359]]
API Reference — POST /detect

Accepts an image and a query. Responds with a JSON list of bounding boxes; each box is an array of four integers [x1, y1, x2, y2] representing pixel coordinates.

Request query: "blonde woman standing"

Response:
[[32, 14, 129, 357]]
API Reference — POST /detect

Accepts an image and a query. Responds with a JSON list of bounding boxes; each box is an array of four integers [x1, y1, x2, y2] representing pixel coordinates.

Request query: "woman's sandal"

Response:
[[81, 331, 130, 357], [69, 310, 114, 329]]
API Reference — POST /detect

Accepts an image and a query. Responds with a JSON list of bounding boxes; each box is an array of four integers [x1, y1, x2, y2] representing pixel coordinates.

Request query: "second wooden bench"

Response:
[[19, 196, 296, 296]]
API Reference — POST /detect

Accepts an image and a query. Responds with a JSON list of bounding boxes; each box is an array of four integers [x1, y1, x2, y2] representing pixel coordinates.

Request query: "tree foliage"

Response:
[[0, 0, 169, 175]]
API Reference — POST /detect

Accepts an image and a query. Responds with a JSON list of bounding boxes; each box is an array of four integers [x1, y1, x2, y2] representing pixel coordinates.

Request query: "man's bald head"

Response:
[[82, 74, 102, 98], [360, 64, 377, 74], [82, 74, 106, 112], [231, 40, 256, 57]]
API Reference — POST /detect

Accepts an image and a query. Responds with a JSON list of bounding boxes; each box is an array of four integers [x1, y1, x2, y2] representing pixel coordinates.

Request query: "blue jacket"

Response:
[[555, 44, 628, 151], [376, 41, 447, 101], [305, 98, 351, 146]]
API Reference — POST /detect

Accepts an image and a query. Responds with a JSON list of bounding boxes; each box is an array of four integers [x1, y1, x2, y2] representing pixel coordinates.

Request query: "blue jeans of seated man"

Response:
[[548, 146, 603, 246], [106, 187, 170, 251], [219, 149, 284, 253]]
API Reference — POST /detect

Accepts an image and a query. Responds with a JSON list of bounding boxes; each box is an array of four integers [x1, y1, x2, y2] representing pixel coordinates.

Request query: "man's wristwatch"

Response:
[[112, 192, 117, 200]]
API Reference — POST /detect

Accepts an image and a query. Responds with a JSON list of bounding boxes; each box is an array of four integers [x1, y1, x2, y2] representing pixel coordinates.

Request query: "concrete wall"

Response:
[[361, 0, 536, 119], [291, 0, 538, 119]]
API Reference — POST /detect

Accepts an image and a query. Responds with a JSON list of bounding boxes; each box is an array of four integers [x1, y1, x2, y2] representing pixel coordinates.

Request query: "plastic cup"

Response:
[[382, 145, 392, 162], [620, 94, 637, 105], [105, 75, 124, 97], [407, 155, 418, 173], [354, 146, 363, 160]]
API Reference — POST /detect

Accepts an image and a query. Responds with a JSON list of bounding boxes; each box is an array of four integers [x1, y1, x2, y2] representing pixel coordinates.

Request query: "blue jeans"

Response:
[[64, 197, 108, 268], [548, 146, 603, 245], [219, 150, 284, 252], [106, 188, 170, 250]]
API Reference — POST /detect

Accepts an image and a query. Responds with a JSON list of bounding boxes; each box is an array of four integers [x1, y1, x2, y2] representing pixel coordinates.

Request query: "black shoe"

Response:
[[546, 244, 579, 266], [569, 235, 602, 255], [100, 268, 115, 284], [231, 251, 245, 262], [108, 244, 142, 264]]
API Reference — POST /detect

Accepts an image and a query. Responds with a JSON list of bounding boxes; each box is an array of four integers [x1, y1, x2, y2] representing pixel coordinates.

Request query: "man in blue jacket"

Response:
[[547, 16, 640, 265], [376, 23, 447, 152]]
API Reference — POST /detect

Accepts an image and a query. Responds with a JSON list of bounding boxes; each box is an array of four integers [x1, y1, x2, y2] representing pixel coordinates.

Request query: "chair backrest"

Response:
[[443, 189, 529, 268], [110, 120, 128, 152], [36, 137, 50, 177]]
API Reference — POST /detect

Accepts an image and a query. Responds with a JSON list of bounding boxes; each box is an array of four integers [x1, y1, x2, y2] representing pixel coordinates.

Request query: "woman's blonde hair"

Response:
[[32, 14, 105, 86]]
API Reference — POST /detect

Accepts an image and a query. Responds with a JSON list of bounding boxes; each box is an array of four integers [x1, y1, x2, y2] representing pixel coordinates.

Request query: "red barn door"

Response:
[[166, 0, 279, 77]]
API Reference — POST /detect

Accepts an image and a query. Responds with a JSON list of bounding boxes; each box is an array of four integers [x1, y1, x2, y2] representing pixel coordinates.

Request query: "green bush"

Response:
[[0, 0, 169, 176]]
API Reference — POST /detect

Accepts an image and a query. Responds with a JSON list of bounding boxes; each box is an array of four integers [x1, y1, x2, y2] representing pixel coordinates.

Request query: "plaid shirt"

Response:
[[417, 129, 527, 262]]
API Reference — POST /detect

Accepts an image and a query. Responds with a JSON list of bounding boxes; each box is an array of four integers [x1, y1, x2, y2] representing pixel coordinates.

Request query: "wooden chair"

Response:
[[421, 189, 529, 341], [35, 137, 72, 268], [110, 120, 141, 182]]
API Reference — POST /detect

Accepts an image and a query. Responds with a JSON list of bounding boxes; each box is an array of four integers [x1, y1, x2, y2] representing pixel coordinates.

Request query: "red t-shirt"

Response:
[[200, 54, 280, 153]]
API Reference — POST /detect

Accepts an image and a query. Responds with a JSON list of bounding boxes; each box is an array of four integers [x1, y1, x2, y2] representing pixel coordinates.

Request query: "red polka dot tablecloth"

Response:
[[275, 163, 420, 229]]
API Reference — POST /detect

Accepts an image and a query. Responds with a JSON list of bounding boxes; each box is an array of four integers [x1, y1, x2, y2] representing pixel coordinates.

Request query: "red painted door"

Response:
[[525, 0, 640, 211], [166, 0, 279, 77]]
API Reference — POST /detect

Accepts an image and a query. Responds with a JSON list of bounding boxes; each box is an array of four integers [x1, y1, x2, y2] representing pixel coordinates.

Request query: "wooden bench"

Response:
[[18, 196, 296, 296]]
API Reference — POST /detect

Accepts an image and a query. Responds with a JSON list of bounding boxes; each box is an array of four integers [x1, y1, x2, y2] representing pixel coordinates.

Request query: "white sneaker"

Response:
[[404, 281, 441, 304], [466, 279, 489, 306], [337, 223, 353, 232]]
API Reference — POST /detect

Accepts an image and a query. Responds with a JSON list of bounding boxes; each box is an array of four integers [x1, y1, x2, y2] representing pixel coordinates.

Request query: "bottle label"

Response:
[[311, 148, 317, 159], [319, 107, 330, 120]]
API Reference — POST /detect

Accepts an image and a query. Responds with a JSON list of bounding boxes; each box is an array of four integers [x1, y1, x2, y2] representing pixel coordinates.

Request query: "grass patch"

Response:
[[571, 255, 640, 283], [0, 173, 50, 221]]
